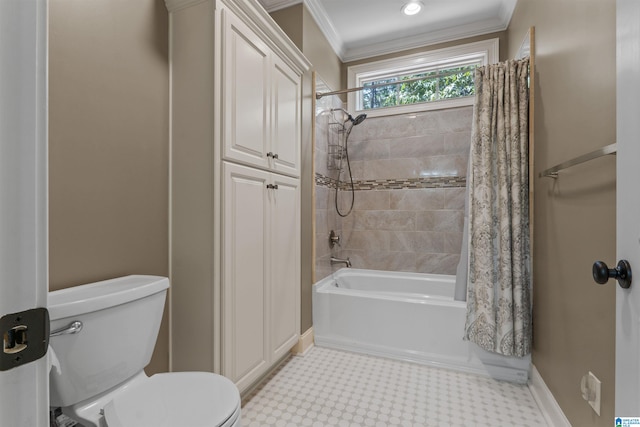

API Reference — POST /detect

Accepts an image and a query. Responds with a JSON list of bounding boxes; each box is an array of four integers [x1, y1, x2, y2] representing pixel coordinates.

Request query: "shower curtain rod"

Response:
[[316, 85, 364, 99], [315, 68, 474, 100]]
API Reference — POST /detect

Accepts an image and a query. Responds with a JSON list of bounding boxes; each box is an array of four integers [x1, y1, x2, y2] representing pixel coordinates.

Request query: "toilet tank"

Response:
[[48, 275, 169, 408]]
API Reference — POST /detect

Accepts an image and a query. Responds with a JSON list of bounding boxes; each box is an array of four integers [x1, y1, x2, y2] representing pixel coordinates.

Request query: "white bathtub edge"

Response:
[[315, 335, 529, 384], [528, 365, 571, 427]]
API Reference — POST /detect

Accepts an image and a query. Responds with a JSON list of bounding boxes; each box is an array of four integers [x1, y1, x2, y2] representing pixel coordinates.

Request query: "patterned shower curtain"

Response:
[[464, 57, 531, 357]]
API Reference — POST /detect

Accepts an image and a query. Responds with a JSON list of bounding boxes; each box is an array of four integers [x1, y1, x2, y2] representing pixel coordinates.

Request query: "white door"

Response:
[[222, 8, 271, 171], [271, 55, 301, 177], [269, 174, 300, 361], [222, 161, 270, 392], [0, 0, 49, 426], [616, 0, 640, 416]]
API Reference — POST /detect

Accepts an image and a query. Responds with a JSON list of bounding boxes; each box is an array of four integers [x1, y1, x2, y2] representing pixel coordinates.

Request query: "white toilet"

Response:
[[48, 275, 241, 427]]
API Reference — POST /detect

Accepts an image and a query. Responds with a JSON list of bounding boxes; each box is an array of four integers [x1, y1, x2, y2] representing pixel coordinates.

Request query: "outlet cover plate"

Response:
[[588, 371, 601, 415]]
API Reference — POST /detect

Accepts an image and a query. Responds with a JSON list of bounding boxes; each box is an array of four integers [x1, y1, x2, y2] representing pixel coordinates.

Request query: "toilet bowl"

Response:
[[101, 372, 240, 427], [48, 275, 241, 427]]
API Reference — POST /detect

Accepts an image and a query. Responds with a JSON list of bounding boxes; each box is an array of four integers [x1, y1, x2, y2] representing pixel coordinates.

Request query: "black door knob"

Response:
[[592, 260, 632, 289]]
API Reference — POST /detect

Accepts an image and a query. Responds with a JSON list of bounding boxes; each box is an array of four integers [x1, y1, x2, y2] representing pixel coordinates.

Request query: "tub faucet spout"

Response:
[[330, 257, 352, 268]]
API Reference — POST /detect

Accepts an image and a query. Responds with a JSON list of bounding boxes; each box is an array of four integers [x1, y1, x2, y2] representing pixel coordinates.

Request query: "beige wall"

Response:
[[507, 1, 616, 425], [302, 6, 342, 93], [49, 0, 170, 375], [270, 5, 303, 49], [301, 4, 343, 332], [272, 3, 342, 89], [272, 4, 342, 332], [271, 4, 342, 91], [169, 0, 217, 373]]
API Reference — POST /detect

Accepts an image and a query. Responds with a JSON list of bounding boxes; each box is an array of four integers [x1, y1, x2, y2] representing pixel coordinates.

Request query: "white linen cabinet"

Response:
[[165, 0, 309, 393], [222, 163, 300, 390], [222, 10, 301, 177]]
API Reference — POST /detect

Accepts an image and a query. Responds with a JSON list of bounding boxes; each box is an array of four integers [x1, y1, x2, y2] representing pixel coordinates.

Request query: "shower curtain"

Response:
[[462, 57, 531, 357]]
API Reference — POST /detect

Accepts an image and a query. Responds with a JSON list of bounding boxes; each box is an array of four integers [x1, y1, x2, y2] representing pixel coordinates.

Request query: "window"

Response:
[[360, 65, 477, 110], [347, 39, 499, 117]]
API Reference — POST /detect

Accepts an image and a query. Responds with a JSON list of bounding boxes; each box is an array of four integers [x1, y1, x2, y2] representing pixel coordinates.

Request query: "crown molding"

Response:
[[498, 0, 518, 27], [172, 0, 515, 64], [303, 0, 345, 60], [300, 0, 515, 63], [342, 17, 509, 62], [259, 0, 301, 13]]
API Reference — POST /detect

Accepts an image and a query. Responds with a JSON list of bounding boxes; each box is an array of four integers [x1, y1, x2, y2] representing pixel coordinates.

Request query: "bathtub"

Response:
[[312, 268, 530, 383]]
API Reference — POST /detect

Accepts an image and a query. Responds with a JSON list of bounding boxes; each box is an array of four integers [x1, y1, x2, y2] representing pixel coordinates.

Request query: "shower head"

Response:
[[351, 114, 367, 126], [330, 108, 365, 125]]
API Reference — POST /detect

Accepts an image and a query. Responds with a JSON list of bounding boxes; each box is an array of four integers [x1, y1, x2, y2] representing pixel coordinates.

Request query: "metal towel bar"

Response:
[[539, 143, 617, 178]]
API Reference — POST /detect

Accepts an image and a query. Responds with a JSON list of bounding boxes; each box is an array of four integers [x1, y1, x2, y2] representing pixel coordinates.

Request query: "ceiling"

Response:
[[258, 0, 517, 62]]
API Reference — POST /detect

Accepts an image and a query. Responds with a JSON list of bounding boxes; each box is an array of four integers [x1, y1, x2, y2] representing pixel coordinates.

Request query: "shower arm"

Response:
[[330, 108, 366, 127]]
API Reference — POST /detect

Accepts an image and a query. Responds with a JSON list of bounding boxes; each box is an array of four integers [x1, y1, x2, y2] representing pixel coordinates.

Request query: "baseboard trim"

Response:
[[240, 352, 291, 403], [529, 365, 571, 427], [291, 327, 314, 356]]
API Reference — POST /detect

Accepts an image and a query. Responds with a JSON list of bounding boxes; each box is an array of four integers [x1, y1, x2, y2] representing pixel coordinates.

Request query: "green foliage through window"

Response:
[[361, 66, 476, 110]]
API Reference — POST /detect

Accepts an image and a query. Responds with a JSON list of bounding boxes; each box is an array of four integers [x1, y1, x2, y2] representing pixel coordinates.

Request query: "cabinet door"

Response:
[[222, 162, 270, 391], [271, 55, 301, 177], [222, 10, 270, 170], [268, 174, 300, 361]]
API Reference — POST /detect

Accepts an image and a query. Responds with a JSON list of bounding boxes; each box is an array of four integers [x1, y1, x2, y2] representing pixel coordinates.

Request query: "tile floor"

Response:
[[242, 346, 548, 427]]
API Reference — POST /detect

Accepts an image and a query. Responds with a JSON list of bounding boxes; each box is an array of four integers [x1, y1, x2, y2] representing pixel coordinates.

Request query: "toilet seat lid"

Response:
[[103, 372, 240, 427]]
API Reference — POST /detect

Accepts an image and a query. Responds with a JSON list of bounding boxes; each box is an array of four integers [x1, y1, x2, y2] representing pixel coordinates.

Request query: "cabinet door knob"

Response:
[[266, 184, 279, 190], [267, 152, 279, 159]]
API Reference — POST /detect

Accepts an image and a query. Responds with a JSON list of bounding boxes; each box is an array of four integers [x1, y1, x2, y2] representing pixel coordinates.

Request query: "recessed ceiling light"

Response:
[[402, 1, 423, 16]]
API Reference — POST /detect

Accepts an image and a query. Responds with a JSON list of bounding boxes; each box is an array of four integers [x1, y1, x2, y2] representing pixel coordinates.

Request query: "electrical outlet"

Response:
[[581, 371, 601, 415]]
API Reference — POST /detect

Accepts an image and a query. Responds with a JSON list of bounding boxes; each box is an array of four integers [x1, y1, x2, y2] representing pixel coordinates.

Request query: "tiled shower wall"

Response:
[[314, 91, 345, 281], [315, 98, 472, 281]]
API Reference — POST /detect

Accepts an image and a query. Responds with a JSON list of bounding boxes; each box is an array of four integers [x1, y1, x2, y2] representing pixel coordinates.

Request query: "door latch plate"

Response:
[[0, 308, 49, 371]]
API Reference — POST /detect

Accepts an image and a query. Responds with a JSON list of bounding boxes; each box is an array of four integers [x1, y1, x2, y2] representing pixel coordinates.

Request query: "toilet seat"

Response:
[[103, 372, 241, 427]]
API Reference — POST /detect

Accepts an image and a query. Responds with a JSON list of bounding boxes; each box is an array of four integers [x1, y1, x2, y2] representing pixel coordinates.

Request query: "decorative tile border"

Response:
[[315, 174, 337, 189], [315, 173, 466, 190]]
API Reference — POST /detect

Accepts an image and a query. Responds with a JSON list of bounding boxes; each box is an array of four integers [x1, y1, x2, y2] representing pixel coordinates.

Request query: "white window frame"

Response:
[[347, 38, 499, 118]]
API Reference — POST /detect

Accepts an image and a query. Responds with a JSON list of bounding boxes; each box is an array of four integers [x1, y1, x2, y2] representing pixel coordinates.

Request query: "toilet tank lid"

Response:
[[48, 275, 169, 321]]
